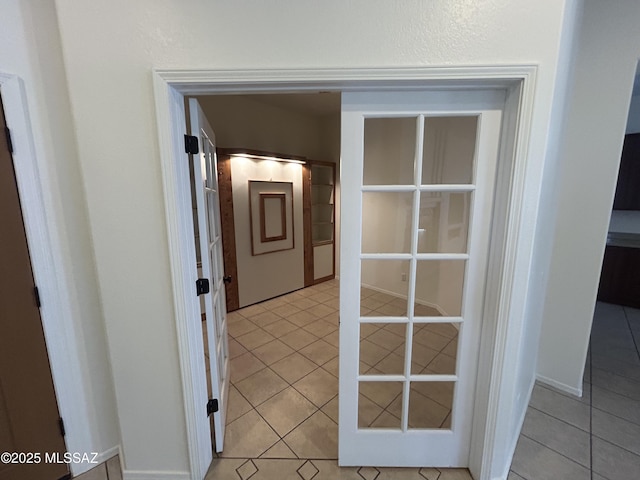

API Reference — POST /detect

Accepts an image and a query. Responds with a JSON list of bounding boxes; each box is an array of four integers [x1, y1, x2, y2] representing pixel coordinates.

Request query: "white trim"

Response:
[[154, 66, 536, 95], [360, 282, 450, 316], [468, 68, 538, 480], [489, 378, 536, 480], [152, 65, 538, 480], [124, 471, 190, 480], [94, 445, 120, 466], [152, 75, 211, 480], [536, 374, 583, 397], [0, 73, 94, 476]]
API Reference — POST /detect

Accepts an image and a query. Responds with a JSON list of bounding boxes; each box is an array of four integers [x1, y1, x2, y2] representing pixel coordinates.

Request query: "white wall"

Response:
[[537, 0, 640, 395], [45, 0, 573, 476], [231, 158, 305, 306], [0, 0, 119, 473]]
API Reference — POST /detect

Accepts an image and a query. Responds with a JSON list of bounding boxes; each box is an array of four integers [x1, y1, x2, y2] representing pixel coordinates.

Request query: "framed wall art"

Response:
[[248, 180, 295, 255]]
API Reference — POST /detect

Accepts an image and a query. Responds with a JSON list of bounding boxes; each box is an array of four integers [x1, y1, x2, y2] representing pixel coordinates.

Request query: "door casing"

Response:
[[153, 66, 538, 480]]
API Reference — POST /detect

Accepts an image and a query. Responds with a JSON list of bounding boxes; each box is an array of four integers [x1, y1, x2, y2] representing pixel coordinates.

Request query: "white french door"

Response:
[[338, 90, 504, 467], [189, 98, 230, 452]]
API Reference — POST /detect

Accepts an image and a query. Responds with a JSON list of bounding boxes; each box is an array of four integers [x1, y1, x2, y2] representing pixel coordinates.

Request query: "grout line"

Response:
[[590, 431, 640, 459], [590, 379, 640, 403], [590, 364, 640, 386], [590, 404, 640, 428], [520, 433, 591, 470], [365, 405, 392, 428], [525, 403, 590, 433], [622, 306, 640, 363], [279, 437, 300, 460], [590, 350, 640, 371], [508, 470, 531, 480], [585, 363, 640, 386], [219, 455, 338, 461]]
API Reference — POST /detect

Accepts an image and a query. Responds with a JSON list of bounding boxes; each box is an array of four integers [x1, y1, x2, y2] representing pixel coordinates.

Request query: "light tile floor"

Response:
[[207, 282, 640, 480], [206, 279, 468, 479], [509, 302, 640, 480], [72, 455, 122, 480]]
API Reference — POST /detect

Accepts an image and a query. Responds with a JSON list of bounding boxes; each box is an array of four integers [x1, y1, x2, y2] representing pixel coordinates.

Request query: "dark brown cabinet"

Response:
[[597, 133, 640, 308], [613, 133, 640, 210], [598, 245, 640, 308]]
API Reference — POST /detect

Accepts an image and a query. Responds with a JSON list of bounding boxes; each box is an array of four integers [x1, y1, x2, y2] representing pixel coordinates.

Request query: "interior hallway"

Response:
[[509, 302, 640, 479]]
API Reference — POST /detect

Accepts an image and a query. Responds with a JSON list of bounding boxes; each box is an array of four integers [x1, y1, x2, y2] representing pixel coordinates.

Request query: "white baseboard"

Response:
[[360, 283, 449, 316], [124, 471, 191, 480], [70, 444, 120, 477], [536, 374, 583, 397], [95, 445, 120, 465]]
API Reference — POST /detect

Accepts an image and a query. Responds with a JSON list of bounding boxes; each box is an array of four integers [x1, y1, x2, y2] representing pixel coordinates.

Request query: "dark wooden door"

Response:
[[0, 96, 69, 480]]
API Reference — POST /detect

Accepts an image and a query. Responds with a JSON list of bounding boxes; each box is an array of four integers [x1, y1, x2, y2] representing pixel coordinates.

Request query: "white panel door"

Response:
[[189, 98, 230, 452], [338, 90, 504, 467]]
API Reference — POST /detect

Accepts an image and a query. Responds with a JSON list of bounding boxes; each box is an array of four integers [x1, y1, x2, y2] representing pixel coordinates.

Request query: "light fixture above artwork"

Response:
[[229, 150, 306, 165]]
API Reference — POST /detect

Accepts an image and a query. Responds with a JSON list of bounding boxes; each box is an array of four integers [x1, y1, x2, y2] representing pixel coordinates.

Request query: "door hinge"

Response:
[[206, 398, 219, 416], [34, 286, 41, 308], [58, 417, 65, 437], [223, 275, 232, 285], [196, 278, 210, 296], [4, 127, 13, 153], [184, 134, 199, 155]]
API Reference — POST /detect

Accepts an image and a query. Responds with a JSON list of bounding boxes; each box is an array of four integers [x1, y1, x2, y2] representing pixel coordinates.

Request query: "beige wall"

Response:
[[199, 94, 340, 302], [198, 95, 329, 159], [231, 159, 305, 306], [0, 0, 119, 473]]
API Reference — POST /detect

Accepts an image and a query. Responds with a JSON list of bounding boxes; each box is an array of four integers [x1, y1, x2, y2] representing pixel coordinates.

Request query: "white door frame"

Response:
[[152, 66, 538, 480]]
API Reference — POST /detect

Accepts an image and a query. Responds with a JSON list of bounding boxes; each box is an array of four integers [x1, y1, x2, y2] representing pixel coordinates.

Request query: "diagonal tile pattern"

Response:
[[203, 279, 469, 479]]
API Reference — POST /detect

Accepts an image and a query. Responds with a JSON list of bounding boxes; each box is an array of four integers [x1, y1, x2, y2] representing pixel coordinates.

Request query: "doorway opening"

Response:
[[591, 62, 640, 429], [188, 93, 343, 460], [186, 87, 504, 476], [155, 66, 537, 480]]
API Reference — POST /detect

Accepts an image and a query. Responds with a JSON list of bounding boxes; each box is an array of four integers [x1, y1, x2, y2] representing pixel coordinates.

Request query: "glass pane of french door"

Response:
[[339, 90, 503, 468], [359, 113, 474, 433]]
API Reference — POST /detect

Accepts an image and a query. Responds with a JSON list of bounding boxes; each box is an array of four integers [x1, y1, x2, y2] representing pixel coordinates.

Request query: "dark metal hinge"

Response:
[[58, 417, 65, 437], [206, 398, 219, 416], [184, 134, 199, 155], [4, 126, 13, 153], [196, 278, 210, 296], [34, 286, 41, 308]]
